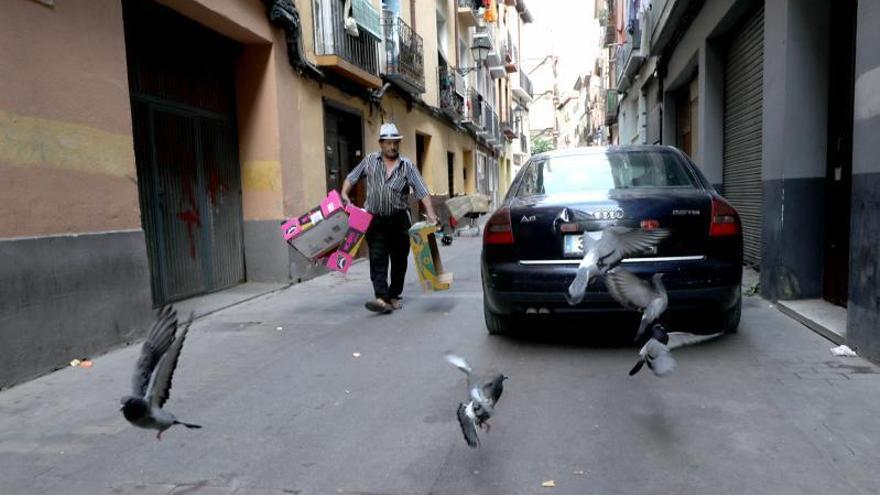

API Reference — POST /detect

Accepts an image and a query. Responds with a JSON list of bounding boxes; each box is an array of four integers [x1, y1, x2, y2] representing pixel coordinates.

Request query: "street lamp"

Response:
[[455, 36, 491, 76], [512, 105, 525, 133]]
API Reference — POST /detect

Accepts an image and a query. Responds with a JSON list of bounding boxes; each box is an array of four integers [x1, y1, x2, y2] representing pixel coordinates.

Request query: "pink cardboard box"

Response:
[[280, 191, 348, 259], [326, 205, 373, 273]]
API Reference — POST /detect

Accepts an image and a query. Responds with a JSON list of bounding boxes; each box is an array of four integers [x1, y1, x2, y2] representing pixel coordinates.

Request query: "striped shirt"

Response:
[[346, 152, 430, 215]]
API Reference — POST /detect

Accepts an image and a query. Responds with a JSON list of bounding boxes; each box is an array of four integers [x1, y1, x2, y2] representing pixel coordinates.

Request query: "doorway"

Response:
[[822, 0, 857, 307]]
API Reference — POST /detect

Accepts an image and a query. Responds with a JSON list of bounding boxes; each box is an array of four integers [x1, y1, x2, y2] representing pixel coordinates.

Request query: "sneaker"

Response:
[[389, 298, 403, 310], [365, 298, 393, 314]]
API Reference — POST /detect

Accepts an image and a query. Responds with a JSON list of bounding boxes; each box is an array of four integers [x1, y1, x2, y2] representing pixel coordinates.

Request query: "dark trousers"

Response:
[[365, 210, 411, 301]]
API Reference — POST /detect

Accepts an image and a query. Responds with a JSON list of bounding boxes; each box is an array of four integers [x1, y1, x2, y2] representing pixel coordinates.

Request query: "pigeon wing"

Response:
[[147, 313, 193, 408], [666, 332, 723, 350], [604, 268, 658, 310], [445, 353, 473, 375], [602, 227, 671, 263], [456, 403, 480, 448], [131, 306, 177, 397]]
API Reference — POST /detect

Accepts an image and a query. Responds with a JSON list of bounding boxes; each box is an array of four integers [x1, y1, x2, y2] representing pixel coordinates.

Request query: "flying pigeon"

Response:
[[629, 324, 723, 377], [445, 353, 508, 448], [120, 306, 201, 439], [565, 226, 670, 305], [604, 268, 668, 341]]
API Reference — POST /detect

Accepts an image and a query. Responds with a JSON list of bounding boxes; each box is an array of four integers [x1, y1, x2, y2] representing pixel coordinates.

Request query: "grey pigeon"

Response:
[[604, 268, 668, 341], [630, 324, 723, 377], [120, 306, 201, 440], [445, 353, 508, 448], [565, 226, 670, 305]]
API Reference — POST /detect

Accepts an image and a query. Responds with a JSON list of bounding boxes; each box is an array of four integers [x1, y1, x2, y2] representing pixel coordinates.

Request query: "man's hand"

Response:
[[340, 194, 351, 207], [426, 212, 439, 225]]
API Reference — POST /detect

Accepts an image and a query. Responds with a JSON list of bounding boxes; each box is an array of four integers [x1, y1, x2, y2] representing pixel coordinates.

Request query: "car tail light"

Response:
[[710, 196, 740, 237], [640, 219, 660, 230], [484, 207, 514, 245]]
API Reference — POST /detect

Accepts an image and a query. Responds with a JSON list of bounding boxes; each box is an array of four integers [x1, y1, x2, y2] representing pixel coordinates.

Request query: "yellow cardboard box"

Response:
[[408, 221, 453, 291]]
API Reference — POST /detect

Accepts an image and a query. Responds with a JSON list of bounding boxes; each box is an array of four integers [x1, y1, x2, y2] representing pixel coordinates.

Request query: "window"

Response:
[[515, 150, 697, 198]]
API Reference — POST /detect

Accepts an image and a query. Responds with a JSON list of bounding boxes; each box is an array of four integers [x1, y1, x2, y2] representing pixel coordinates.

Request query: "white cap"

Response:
[[378, 123, 403, 141]]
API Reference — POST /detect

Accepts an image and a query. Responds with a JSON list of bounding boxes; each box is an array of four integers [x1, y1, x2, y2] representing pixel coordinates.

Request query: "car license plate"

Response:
[[563, 234, 584, 257]]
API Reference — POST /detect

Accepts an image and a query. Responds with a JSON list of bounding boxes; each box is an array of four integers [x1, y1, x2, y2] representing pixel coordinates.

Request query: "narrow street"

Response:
[[2, 236, 879, 495]]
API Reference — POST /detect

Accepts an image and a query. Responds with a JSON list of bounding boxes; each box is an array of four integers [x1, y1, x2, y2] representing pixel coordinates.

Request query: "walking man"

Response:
[[341, 123, 438, 314]]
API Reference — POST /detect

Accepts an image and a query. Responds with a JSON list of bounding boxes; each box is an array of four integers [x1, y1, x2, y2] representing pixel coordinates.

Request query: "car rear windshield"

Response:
[[515, 150, 698, 197]]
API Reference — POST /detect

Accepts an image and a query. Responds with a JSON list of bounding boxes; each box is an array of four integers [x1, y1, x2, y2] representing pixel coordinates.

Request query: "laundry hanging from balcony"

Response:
[[343, 0, 359, 36], [483, 0, 497, 22], [349, 0, 382, 39]]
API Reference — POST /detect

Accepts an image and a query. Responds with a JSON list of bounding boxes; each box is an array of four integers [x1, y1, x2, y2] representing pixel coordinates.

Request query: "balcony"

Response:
[[438, 62, 465, 121], [504, 33, 518, 73], [382, 13, 425, 94], [615, 17, 644, 92], [604, 6, 617, 46], [605, 89, 619, 125], [479, 101, 493, 140], [457, 0, 481, 28], [314, 0, 382, 88], [462, 87, 485, 133], [486, 110, 502, 149], [649, 0, 700, 56], [515, 0, 534, 23], [474, 23, 503, 77], [501, 118, 517, 140], [512, 70, 533, 103]]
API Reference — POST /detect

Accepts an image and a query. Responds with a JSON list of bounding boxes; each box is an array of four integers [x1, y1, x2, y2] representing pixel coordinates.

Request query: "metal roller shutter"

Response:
[[723, 5, 764, 267]]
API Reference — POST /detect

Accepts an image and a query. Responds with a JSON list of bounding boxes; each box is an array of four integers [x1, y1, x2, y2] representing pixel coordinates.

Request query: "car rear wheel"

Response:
[[484, 295, 515, 335], [721, 291, 742, 333]]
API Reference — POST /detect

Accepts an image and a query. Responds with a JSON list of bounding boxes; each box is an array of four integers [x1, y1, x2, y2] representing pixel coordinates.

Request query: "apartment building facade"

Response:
[[0, 0, 534, 387]]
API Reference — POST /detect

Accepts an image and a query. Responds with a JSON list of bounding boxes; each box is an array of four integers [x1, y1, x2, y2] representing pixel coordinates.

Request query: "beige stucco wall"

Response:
[[0, 0, 291, 237], [416, 0, 440, 108], [0, 1, 138, 238]]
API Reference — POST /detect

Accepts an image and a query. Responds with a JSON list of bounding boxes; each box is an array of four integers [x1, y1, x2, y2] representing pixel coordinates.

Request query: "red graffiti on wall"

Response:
[[176, 208, 201, 259], [207, 167, 222, 206], [177, 173, 201, 260]]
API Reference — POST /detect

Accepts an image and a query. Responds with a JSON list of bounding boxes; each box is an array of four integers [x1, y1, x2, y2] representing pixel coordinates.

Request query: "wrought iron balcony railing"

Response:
[[439, 62, 465, 121], [615, 17, 643, 91], [314, 0, 381, 87], [605, 89, 619, 125], [512, 70, 533, 103], [382, 12, 425, 94], [463, 87, 485, 133], [457, 0, 481, 28]]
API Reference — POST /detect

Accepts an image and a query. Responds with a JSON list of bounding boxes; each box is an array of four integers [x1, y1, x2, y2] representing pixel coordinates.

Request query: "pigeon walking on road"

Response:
[[120, 306, 201, 440], [565, 226, 670, 306], [629, 324, 723, 377], [604, 268, 668, 341], [445, 353, 508, 448]]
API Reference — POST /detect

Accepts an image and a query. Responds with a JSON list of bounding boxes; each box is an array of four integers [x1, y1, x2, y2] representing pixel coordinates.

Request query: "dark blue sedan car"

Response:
[[481, 146, 743, 336]]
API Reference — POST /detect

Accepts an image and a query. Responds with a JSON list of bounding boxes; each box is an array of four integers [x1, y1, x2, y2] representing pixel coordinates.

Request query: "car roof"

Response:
[[530, 145, 682, 161]]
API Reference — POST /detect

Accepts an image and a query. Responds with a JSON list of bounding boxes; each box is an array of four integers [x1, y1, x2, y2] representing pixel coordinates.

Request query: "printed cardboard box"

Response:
[[280, 191, 348, 259], [408, 221, 453, 291], [326, 205, 373, 273]]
